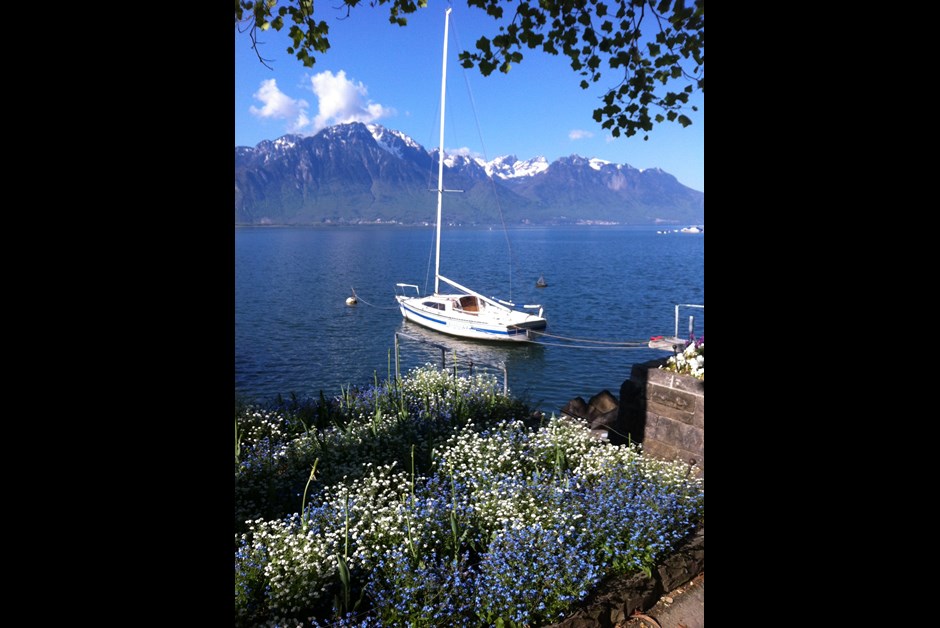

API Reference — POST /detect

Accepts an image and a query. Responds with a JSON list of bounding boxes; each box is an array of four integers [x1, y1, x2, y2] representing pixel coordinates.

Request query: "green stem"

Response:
[[344, 490, 349, 560], [300, 458, 320, 532], [450, 469, 459, 562], [234, 418, 241, 466]]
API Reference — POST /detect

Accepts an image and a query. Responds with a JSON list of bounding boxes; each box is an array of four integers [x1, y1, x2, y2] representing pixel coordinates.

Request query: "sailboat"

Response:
[[395, 8, 547, 342]]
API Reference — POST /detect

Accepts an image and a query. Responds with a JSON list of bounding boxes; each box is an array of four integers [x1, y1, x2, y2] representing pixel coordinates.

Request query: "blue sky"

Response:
[[234, 2, 704, 192]]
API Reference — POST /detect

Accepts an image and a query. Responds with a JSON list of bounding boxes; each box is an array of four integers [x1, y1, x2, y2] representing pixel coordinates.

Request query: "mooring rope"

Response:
[[349, 289, 400, 310], [526, 330, 650, 347], [529, 340, 655, 350]]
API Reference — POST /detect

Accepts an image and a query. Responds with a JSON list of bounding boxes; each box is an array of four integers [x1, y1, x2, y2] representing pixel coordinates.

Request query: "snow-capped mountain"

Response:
[[478, 155, 551, 179], [235, 122, 704, 225]]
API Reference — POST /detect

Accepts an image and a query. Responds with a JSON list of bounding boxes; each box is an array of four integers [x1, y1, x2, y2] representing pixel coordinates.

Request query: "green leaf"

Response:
[[336, 554, 350, 588]]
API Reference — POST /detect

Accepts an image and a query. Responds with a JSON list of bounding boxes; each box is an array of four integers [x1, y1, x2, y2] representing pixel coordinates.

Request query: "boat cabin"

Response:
[[418, 295, 484, 314], [456, 295, 482, 313]]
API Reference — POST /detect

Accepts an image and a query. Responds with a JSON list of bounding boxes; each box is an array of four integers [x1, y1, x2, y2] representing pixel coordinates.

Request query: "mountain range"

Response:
[[234, 122, 704, 226]]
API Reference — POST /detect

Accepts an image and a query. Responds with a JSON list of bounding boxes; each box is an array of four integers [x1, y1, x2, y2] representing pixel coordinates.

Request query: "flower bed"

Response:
[[235, 365, 704, 627]]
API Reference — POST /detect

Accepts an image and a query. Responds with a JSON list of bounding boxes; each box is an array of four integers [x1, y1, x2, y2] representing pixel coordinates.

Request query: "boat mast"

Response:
[[434, 8, 451, 295]]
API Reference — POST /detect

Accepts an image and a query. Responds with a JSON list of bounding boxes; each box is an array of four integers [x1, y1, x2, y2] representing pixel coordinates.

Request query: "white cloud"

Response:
[[249, 79, 310, 133], [291, 113, 311, 133], [569, 129, 594, 140], [309, 70, 395, 131]]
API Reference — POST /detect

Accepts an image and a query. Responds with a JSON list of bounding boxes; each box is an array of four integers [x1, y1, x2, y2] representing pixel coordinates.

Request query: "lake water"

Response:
[[235, 225, 704, 414]]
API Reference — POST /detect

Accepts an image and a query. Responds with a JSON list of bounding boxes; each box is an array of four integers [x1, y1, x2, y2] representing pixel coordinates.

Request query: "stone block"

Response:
[[645, 414, 703, 453], [644, 364, 703, 396], [657, 556, 698, 593], [587, 389, 619, 415], [644, 366, 676, 388], [669, 374, 704, 396], [642, 438, 702, 474], [647, 384, 696, 413], [546, 571, 661, 628], [693, 396, 704, 429], [641, 439, 681, 462], [562, 396, 590, 421], [646, 399, 694, 426], [588, 408, 620, 430], [658, 528, 705, 591]]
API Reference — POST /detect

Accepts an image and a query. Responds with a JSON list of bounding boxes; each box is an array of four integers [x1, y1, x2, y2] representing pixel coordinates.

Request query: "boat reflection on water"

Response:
[[394, 319, 546, 402]]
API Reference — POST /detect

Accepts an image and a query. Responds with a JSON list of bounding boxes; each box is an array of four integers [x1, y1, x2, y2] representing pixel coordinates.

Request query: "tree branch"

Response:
[[236, 15, 275, 70]]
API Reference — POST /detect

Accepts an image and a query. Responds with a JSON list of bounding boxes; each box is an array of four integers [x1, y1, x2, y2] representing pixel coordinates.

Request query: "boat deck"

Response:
[[648, 304, 703, 351], [648, 336, 689, 350]]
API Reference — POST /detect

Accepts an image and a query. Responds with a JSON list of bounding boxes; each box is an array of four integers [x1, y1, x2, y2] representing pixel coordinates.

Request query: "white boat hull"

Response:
[[397, 294, 546, 342]]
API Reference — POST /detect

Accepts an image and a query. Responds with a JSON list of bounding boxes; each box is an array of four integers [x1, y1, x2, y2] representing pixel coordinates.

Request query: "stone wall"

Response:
[[619, 358, 704, 477]]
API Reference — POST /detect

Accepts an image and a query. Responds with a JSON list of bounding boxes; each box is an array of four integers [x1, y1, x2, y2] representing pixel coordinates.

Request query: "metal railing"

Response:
[[674, 304, 705, 342]]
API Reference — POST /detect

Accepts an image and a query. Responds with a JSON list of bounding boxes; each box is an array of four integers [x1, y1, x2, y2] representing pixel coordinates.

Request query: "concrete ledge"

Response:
[[544, 527, 704, 628]]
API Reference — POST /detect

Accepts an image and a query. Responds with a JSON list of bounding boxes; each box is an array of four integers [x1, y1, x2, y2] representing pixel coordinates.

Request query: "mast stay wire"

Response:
[[449, 13, 520, 304]]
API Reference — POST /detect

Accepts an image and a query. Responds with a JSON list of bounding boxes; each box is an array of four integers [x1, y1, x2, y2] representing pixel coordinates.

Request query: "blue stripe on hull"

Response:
[[401, 304, 448, 327]]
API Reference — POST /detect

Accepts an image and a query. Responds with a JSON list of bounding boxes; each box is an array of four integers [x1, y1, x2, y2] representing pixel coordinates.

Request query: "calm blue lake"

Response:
[[235, 225, 704, 413]]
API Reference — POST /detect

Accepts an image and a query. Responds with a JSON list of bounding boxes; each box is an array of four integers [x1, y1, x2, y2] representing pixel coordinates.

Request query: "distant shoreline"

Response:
[[234, 221, 702, 229]]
